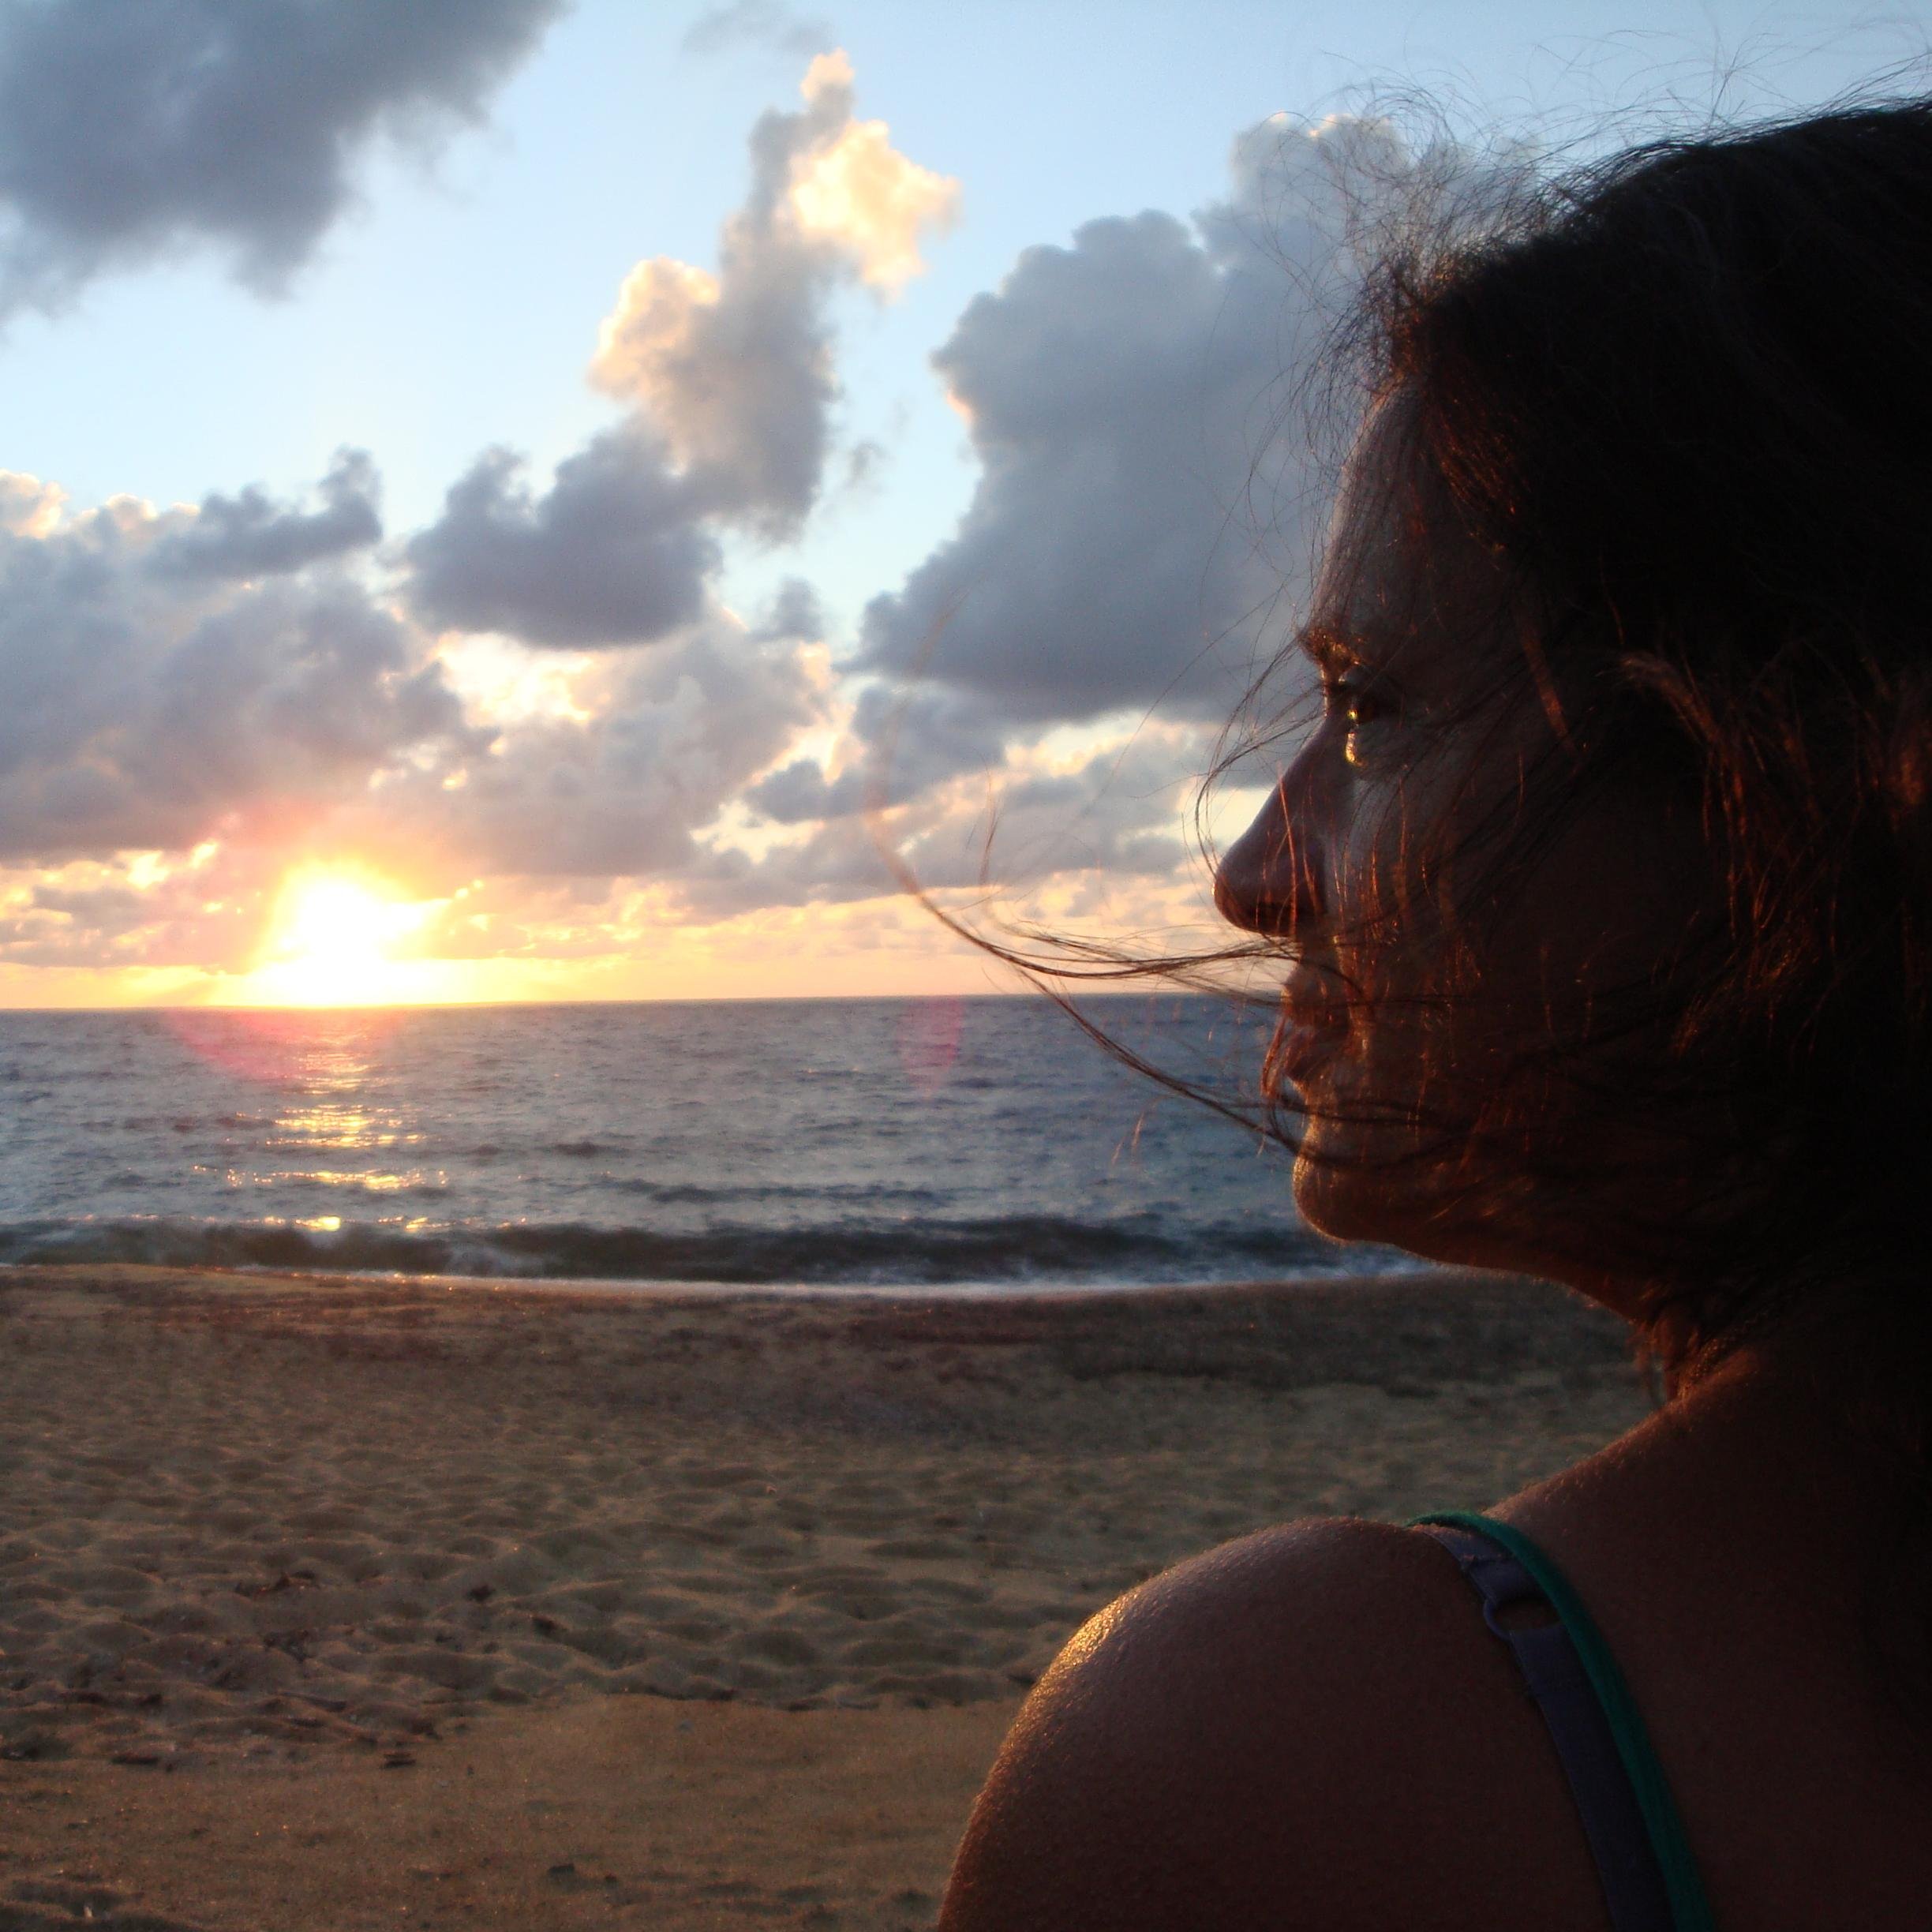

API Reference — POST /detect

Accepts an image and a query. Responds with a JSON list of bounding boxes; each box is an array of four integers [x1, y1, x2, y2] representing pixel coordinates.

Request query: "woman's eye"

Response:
[[1323, 674, 1398, 760]]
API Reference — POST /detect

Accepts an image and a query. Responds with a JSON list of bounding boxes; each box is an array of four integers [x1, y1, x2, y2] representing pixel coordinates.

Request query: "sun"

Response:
[[248, 869, 431, 1006], [283, 877, 399, 966]]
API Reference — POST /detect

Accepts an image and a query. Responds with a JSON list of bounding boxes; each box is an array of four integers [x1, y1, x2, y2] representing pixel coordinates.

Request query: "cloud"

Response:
[[0, 846, 272, 969], [748, 575, 823, 642], [746, 683, 1009, 824], [406, 429, 717, 649], [407, 49, 956, 653], [0, 0, 567, 316], [681, 1, 831, 61], [719, 114, 1467, 910], [0, 466, 470, 863], [354, 617, 822, 881], [0, 473, 823, 965], [785, 56, 960, 294], [586, 48, 957, 536], [589, 246, 830, 534], [0, 99, 1462, 985], [149, 448, 382, 579], [859, 116, 1413, 733], [0, 468, 64, 535], [685, 730, 1197, 919]]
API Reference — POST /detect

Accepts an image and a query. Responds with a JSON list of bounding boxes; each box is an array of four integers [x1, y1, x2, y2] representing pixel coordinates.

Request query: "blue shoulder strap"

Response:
[[1410, 1511, 1717, 1932]]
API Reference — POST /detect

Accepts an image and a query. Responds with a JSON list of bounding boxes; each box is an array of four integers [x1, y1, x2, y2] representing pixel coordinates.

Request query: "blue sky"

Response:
[[12, 4, 1915, 573], [0, 0, 1922, 1004]]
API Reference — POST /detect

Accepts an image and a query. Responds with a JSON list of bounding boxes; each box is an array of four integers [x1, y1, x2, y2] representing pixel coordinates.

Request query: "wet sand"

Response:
[[0, 1264, 1649, 1929]]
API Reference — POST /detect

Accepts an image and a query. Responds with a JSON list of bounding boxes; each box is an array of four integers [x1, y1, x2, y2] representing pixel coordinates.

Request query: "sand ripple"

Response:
[[0, 1266, 1644, 1770]]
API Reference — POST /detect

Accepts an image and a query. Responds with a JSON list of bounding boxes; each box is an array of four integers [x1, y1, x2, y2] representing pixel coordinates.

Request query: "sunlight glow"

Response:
[[245, 871, 438, 1008]]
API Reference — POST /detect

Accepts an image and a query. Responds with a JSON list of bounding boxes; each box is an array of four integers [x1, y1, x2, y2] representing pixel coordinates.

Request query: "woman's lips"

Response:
[[1273, 1019, 1345, 1088], [1273, 969, 1350, 1088]]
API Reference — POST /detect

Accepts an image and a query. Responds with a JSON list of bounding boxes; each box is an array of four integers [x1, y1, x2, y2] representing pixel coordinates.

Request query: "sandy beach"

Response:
[[0, 1264, 1650, 1929]]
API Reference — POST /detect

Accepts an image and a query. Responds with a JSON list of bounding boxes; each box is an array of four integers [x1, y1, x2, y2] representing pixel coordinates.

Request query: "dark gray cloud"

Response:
[[859, 207, 1282, 727], [0, 476, 470, 863], [748, 575, 823, 642], [405, 430, 718, 649], [149, 448, 381, 579], [681, 0, 830, 62], [0, 0, 567, 315], [859, 118, 1409, 735]]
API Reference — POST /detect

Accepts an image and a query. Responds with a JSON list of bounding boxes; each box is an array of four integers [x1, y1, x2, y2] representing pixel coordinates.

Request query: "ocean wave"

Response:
[[0, 1212, 1345, 1287]]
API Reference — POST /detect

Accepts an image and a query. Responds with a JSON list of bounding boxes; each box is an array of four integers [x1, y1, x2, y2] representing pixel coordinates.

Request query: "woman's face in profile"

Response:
[[1216, 405, 1712, 1284]]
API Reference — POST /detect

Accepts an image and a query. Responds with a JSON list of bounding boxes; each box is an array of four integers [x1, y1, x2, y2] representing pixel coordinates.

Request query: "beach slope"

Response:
[[0, 1265, 1647, 1930]]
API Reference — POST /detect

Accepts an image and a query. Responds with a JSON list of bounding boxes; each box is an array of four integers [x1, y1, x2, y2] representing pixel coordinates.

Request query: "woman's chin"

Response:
[[1292, 1142, 1545, 1278], [1290, 1140, 1403, 1247], [1290, 1130, 1470, 1262]]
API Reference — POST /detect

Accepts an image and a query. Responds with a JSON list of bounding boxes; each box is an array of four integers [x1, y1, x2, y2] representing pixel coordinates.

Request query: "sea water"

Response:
[[0, 995, 1410, 1290]]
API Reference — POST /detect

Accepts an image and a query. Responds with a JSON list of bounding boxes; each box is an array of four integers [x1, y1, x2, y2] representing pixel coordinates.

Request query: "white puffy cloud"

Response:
[[784, 53, 960, 294], [0, 0, 566, 316], [0, 468, 64, 535], [586, 49, 957, 537]]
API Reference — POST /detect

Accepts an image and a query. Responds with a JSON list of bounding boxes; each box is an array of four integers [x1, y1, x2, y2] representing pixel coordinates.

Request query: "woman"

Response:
[[939, 100, 1932, 1929]]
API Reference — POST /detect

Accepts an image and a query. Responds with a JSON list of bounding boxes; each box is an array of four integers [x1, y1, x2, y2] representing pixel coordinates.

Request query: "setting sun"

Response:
[[245, 871, 434, 1007]]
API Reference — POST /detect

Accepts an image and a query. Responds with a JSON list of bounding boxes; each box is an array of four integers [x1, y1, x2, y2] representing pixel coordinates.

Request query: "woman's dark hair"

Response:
[[1347, 99, 1932, 1342], [908, 95, 1932, 1368], [1286, 94, 1932, 1717]]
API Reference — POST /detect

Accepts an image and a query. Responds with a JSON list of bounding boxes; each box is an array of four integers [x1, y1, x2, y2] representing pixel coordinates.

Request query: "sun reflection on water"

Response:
[[163, 1009, 432, 1197]]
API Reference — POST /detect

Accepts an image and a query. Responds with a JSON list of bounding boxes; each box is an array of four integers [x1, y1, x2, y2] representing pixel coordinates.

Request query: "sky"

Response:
[[0, 0, 1923, 1007]]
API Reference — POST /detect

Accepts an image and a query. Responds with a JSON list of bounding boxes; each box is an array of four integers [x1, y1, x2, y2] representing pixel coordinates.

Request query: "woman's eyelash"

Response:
[[1321, 670, 1397, 729]]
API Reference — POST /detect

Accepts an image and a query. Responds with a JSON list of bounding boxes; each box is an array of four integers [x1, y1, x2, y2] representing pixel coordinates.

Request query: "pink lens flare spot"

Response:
[[897, 994, 965, 1099], [163, 1007, 397, 1086]]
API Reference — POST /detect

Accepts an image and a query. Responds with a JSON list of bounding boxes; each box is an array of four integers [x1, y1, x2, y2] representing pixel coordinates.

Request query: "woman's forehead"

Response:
[[1309, 402, 1510, 676]]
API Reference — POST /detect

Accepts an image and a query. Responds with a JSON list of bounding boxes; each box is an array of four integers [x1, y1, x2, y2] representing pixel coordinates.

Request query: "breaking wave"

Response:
[[0, 1211, 1355, 1287]]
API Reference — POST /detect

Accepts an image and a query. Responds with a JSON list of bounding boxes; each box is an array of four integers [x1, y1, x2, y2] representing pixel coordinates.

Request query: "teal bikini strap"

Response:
[[1411, 1510, 1717, 1932]]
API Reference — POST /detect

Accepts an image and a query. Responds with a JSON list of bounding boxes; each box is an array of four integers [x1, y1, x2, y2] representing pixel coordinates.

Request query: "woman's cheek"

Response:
[[1331, 780, 1409, 937]]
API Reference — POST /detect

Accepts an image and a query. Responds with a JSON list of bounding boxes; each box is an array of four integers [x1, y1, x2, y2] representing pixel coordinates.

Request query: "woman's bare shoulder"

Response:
[[939, 1516, 1604, 1932]]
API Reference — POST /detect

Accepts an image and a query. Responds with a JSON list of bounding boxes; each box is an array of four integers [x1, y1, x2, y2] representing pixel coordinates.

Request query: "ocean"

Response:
[[0, 994, 1408, 1291]]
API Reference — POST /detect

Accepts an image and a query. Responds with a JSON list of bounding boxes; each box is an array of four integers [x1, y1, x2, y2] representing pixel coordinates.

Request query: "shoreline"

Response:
[[0, 1254, 1447, 1303], [0, 1261, 1649, 1930]]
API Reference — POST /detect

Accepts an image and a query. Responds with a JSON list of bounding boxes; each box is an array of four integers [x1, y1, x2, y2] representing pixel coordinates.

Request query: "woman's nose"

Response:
[[1214, 774, 1321, 938]]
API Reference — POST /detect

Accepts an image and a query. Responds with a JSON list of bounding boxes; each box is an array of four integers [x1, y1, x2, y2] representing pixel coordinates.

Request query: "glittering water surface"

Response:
[[0, 996, 1410, 1288]]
